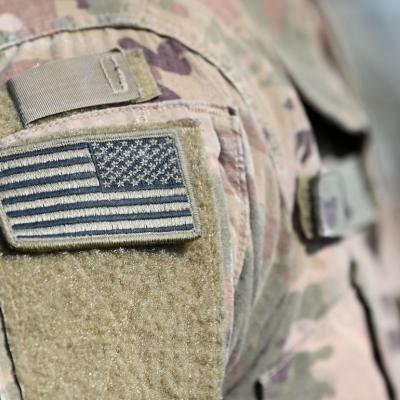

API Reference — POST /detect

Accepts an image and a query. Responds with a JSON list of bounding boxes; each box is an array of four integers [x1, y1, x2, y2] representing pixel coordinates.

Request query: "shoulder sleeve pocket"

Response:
[[0, 106, 227, 399]]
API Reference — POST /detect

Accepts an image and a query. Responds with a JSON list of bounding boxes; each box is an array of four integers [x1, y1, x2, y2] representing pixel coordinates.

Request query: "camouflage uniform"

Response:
[[0, 0, 399, 399]]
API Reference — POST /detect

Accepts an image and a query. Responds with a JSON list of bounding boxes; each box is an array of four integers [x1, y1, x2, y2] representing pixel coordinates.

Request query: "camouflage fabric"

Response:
[[0, 0, 399, 399]]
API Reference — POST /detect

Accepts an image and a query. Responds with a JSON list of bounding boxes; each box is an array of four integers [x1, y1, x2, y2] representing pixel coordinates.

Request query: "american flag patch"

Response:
[[0, 130, 200, 251]]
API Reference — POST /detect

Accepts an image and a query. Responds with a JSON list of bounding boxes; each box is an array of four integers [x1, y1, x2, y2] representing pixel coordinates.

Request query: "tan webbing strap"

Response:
[[297, 157, 376, 239], [6, 49, 160, 127]]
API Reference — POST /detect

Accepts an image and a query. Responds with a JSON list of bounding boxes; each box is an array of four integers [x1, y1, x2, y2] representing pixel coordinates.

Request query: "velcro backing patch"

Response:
[[0, 128, 200, 251]]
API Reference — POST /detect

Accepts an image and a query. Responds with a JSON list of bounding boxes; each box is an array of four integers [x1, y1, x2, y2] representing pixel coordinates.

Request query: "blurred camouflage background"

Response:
[[320, 0, 400, 297]]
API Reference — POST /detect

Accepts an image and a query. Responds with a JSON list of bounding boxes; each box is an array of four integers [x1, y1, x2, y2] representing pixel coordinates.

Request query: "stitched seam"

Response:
[[100, 55, 128, 94], [24, 101, 231, 133], [230, 116, 249, 284]]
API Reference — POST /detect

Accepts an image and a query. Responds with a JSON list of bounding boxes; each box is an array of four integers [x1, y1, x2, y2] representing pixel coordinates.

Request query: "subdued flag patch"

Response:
[[0, 129, 200, 251]]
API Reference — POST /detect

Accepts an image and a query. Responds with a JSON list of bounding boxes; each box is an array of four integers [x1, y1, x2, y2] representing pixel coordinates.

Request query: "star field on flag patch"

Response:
[[0, 129, 200, 251]]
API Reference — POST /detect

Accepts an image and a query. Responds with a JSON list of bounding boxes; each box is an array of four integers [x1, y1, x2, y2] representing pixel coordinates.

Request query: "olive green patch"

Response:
[[296, 176, 314, 240], [0, 87, 22, 139], [0, 122, 225, 399], [125, 48, 161, 103]]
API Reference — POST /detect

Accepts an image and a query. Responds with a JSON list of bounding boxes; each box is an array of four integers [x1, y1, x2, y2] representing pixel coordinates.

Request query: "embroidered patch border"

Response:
[[0, 127, 201, 251]]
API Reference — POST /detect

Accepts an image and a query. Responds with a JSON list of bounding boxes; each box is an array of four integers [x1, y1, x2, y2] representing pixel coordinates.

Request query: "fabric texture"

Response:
[[0, 307, 22, 400], [0, 0, 399, 399], [0, 88, 22, 139], [0, 121, 225, 399]]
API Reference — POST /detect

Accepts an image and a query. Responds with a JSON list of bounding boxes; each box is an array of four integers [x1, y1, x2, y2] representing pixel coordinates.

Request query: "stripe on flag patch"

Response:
[[0, 128, 200, 251]]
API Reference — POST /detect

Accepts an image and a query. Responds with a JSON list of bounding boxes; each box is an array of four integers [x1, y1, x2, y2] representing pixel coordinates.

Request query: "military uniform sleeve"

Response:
[[0, 1, 399, 400]]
